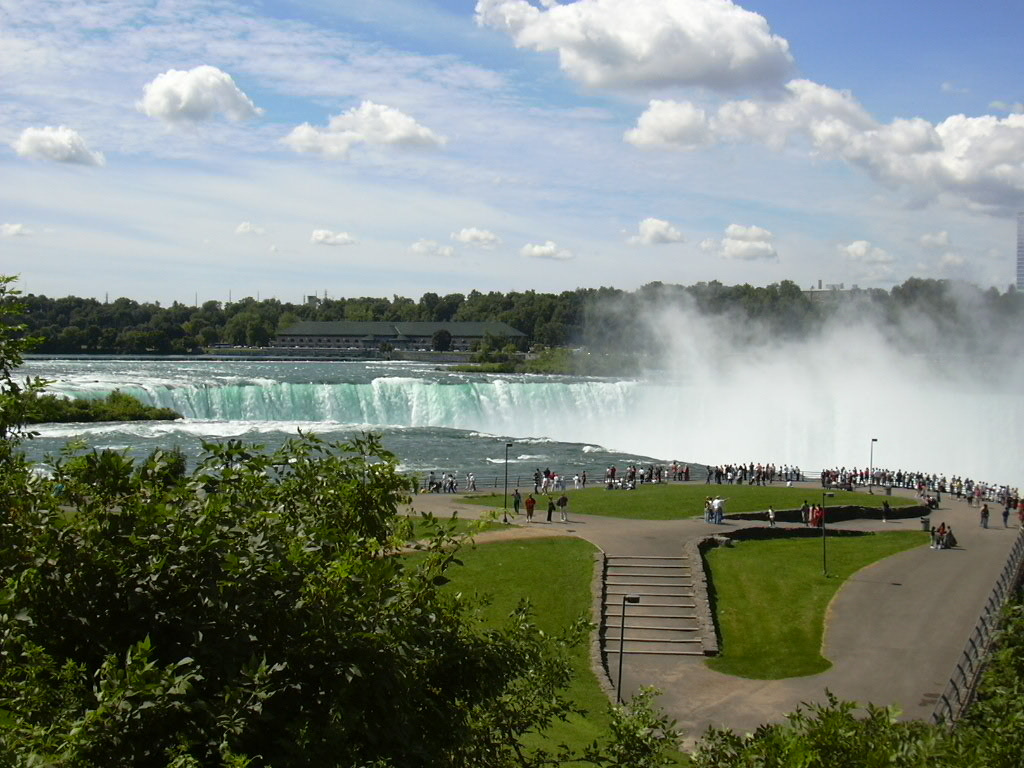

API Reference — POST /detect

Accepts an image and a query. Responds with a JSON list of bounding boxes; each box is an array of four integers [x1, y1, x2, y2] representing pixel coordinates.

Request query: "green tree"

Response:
[[432, 328, 453, 351], [0, 432, 679, 767], [0, 276, 47, 462]]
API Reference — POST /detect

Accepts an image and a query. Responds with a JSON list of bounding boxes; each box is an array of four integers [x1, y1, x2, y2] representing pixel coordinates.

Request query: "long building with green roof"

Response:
[[271, 321, 525, 352]]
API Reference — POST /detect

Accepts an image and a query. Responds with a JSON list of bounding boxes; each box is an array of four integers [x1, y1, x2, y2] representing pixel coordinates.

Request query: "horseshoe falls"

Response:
[[17, 358, 1024, 486]]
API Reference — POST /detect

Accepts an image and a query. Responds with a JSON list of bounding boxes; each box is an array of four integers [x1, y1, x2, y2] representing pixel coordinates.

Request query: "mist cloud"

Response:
[[579, 286, 1024, 487]]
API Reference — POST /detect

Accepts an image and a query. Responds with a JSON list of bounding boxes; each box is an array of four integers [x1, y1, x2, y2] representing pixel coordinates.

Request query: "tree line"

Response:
[[10, 278, 1023, 356]]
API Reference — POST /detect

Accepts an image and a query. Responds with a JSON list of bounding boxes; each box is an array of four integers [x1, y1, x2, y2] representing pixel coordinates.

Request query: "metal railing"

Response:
[[414, 465, 698, 493], [931, 526, 1024, 725]]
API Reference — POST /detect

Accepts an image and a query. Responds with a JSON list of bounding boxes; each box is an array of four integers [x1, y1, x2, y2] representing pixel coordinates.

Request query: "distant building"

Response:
[[1017, 212, 1024, 290], [272, 321, 525, 352]]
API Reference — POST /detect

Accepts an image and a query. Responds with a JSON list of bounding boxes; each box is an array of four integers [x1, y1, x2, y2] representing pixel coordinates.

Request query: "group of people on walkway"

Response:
[[821, 466, 1020, 516], [705, 463, 802, 486], [930, 522, 958, 549], [514, 488, 570, 523], [703, 496, 727, 524]]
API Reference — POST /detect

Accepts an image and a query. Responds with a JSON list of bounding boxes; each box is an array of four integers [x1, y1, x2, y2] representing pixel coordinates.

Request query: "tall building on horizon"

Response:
[[1018, 212, 1024, 290]]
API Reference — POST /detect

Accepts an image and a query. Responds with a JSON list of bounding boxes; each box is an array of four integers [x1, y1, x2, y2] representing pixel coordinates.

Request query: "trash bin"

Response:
[[885, 486, 892, 496], [920, 516, 930, 532]]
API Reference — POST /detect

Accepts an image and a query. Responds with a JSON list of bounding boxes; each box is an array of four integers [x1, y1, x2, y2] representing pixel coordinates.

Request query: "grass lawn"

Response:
[[402, 515, 504, 541], [458, 483, 915, 521], [705, 531, 929, 679], [440, 537, 615, 754]]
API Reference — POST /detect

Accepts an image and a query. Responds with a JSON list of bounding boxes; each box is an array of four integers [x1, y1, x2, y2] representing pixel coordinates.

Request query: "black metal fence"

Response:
[[931, 526, 1024, 725]]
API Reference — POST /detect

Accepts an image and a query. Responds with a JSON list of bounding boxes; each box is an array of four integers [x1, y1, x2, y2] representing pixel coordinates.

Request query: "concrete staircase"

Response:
[[602, 554, 706, 658]]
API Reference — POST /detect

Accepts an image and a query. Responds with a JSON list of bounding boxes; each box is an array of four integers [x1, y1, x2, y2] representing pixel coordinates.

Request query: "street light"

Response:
[[616, 593, 641, 704], [869, 437, 878, 492], [503, 442, 513, 523], [821, 491, 834, 577]]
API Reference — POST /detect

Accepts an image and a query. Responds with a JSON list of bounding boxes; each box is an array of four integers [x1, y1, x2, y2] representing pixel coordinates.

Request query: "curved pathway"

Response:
[[403, 486, 1022, 744]]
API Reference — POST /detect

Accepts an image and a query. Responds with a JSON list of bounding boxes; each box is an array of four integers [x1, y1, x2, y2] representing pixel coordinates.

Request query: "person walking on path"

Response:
[[546, 496, 556, 523], [557, 493, 569, 522], [1002, 502, 1010, 528], [525, 493, 536, 523], [767, 506, 776, 528], [512, 489, 521, 516], [980, 503, 990, 529]]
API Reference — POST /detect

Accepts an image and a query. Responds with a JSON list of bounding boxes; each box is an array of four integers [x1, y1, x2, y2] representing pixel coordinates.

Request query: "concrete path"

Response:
[[403, 487, 1023, 744]]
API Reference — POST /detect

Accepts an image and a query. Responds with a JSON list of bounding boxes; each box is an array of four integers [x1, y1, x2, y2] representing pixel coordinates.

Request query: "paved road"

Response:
[[404, 486, 1022, 744]]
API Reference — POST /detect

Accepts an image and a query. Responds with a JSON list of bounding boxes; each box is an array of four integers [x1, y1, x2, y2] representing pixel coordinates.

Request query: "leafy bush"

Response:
[[25, 390, 181, 424], [0, 433, 679, 767]]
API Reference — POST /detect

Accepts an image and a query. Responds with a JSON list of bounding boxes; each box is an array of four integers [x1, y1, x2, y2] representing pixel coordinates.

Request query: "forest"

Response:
[[9, 278, 1024, 358]]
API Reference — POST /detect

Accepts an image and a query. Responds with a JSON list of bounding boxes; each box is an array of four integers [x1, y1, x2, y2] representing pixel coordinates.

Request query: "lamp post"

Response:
[[616, 593, 641, 704], [503, 442, 513, 523], [869, 437, 878, 492], [821, 491, 834, 577]]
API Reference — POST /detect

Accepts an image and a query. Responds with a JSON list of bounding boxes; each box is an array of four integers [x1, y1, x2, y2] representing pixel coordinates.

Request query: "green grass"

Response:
[[402, 515, 505, 541], [441, 538, 613, 753], [443, 537, 688, 765], [705, 531, 929, 679], [459, 483, 915, 521]]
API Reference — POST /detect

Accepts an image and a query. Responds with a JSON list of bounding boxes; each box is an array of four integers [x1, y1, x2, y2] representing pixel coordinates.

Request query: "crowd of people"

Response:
[[704, 463, 804, 485], [422, 461, 1022, 537], [513, 488, 570, 524], [819, 466, 1021, 512]]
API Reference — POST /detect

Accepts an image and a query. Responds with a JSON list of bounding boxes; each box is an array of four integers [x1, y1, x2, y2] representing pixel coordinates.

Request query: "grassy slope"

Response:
[[460, 483, 915, 520], [705, 531, 929, 679], [442, 537, 614, 752]]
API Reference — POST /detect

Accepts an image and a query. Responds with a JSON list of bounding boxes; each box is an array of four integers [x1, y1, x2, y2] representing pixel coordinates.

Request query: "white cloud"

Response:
[[627, 79, 1024, 214], [701, 223, 777, 260], [12, 125, 105, 165], [840, 240, 894, 264], [311, 229, 356, 246], [520, 240, 573, 260], [235, 221, 265, 236], [941, 81, 969, 95], [990, 100, 1024, 115], [1, 223, 32, 237], [451, 227, 501, 248], [137, 65, 263, 123], [629, 217, 684, 245], [624, 101, 713, 150], [283, 101, 446, 157], [411, 239, 455, 257], [920, 231, 950, 249], [475, 0, 793, 90]]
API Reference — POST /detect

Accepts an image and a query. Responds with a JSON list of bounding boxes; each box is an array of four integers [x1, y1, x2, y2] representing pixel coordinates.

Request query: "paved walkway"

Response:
[[403, 486, 1023, 744]]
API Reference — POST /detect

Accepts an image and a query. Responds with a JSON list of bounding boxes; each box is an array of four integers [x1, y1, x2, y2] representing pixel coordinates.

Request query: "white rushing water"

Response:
[[18, 354, 1023, 487]]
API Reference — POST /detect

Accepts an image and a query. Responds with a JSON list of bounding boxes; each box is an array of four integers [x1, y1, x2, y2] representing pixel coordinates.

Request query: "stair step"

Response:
[[607, 564, 691, 570]]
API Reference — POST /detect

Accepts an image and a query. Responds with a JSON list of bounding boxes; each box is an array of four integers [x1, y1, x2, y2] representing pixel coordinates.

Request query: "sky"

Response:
[[2, 0, 1024, 306]]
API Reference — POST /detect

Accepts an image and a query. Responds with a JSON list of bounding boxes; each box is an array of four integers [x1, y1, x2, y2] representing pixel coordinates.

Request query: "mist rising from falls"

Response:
[[625, 298, 1024, 487]]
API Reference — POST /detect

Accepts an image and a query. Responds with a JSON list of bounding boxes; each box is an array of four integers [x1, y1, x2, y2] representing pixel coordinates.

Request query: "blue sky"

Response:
[[2, 0, 1023, 304]]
